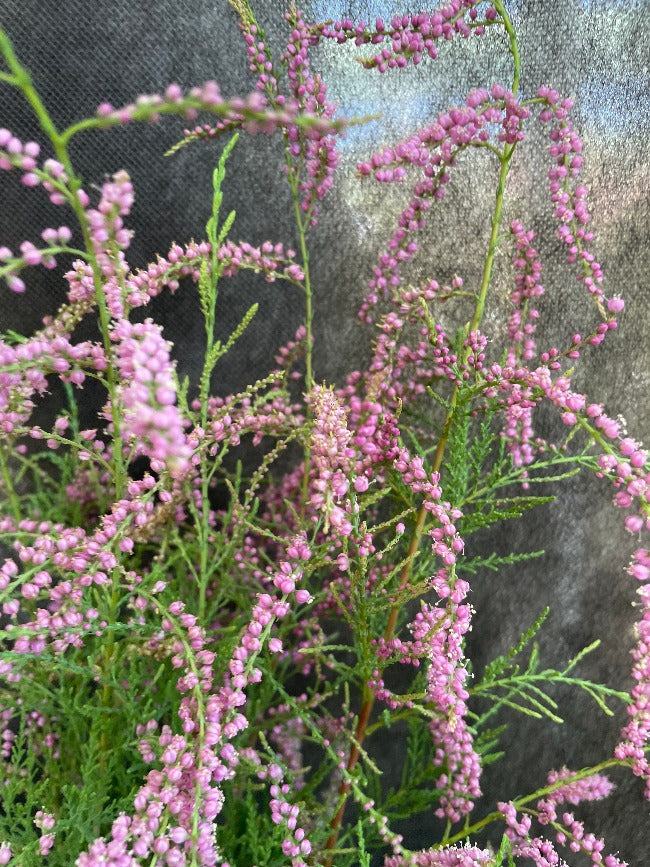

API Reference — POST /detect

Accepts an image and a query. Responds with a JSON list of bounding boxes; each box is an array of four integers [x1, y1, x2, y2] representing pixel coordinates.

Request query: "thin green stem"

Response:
[[467, 0, 520, 334], [493, 0, 521, 95], [470, 149, 512, 333], [285, 155, 316, 519], [198, 318, 215, 623], [286, 158, 314, 391]]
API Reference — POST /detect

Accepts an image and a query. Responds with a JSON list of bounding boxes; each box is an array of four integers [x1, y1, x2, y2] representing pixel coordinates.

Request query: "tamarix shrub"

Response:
[[0, 1, 647, 865]]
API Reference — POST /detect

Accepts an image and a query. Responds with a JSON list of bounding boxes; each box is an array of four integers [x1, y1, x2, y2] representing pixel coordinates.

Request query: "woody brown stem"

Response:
[[323, 411, 453, 864]]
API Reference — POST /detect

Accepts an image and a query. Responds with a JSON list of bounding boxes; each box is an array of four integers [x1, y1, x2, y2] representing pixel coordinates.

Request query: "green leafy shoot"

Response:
[[460, 548, 546, 574], [198, 131, 239, 343], [355, 820, 372, 867], [472, 723, 507, 766], [442, 390, 471, 504], [460, 494, 555, 536], [494, 832, 517, 867], [198, 301, 259, 411], [473, 636, 630, 729]]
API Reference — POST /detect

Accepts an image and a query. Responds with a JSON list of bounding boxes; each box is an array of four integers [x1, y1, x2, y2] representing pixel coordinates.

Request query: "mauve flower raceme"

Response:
[[0, 333, 106, 436], [281, 7, 339, 224], [110, 318, 192, 478], [537, 767, 614, 820], [307, 385, 356, 536], [59, 234, 303, 320], [171, 8, 348, 220], [410, 602, 482, 823], [202, 384, 303, 451], [370, 445, 481, 822], [538, 90, 607, 315], [0, 129, 78, 215], [508, 219, 545, 365], [499, 797, 628, 866], [0, 476, 169, 669], [97, 77, 347, 142], [229, 3, 340, 229], [319, 2, 493, 69], [86, 170, 134, 287], [356, 85, 530, 323], [0, 223, 72, 295], [384, 844, 493, 866]]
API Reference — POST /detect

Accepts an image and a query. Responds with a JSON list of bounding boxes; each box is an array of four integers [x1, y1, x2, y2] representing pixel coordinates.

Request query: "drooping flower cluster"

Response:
[[508, 219, 545, 364], [281, 7, 339, 224], [538, 89, 607, 315], [357, 86, 530, 322]]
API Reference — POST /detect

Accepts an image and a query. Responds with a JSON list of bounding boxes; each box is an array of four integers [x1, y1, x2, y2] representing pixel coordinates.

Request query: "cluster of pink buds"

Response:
[[282, 8, 339, 223], [81, 602, 222, 864], [499, 801, 565, 864], [537, 767, 614, 821], [0, 333, 106, 436], [308, 385, 357, 536], [111, 318, 192, 478], [393, 447, 465, 593], [268, 702, 307, 787], [508, 219, 545, 363], [0, 477, 172, 666], [85, 170, 134, 289], [97, 80, 269, 129], [357, 86, 529, 321], [203, 385, 302, 450], [499, 799, 627, 866], [0, 224, 72, 294], [320, 2, 493, 70], [0, 130, 75, 208], [384, 842, 494, 866], [274, 324, 308, 379], [411, 602, 481, 822], [33, 810, 56, 857], [238, 16, 278, 95], [179, 91, 347, 144], [116, 237, 304, 315], [219, 239, 304, 283], [257, 763, 312, 865], [615, 548, 650, 797], [537, 88, 618, 321]]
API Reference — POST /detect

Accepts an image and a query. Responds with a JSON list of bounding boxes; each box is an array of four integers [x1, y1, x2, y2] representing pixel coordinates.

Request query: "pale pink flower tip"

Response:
[[607, 296, 625, 313]]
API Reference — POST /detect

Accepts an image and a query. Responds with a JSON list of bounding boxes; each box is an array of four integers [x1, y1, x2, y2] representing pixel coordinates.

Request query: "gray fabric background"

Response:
[[0, 0, 648, 862]]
